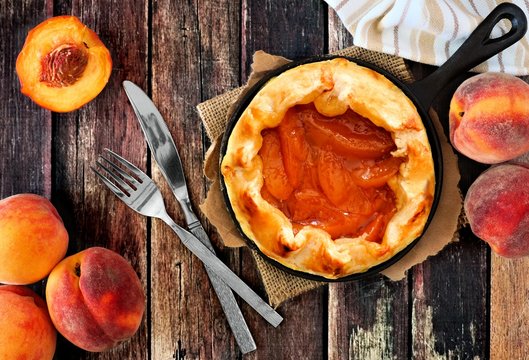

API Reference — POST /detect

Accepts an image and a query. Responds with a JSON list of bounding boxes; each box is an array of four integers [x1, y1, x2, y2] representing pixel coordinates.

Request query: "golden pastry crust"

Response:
[[221, 58, 435, 279]]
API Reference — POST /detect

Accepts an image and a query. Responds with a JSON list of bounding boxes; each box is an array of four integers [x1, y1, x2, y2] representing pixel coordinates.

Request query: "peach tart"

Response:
[[221, 58, 435, 279]]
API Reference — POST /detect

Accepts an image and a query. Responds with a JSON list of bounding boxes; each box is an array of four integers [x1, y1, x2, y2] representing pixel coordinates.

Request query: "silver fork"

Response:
[[92, 148, 282, 327]]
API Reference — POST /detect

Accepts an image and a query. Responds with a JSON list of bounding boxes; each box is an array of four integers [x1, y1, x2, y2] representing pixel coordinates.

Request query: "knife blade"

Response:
[[123, 80, 267, 353]]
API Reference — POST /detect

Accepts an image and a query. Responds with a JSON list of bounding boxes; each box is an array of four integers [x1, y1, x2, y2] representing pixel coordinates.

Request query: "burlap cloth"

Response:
[[197, 47, 462, 307]]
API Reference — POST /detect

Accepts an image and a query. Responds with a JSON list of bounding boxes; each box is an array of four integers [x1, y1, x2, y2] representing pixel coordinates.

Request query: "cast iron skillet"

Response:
[[219, 3, 528, 282]]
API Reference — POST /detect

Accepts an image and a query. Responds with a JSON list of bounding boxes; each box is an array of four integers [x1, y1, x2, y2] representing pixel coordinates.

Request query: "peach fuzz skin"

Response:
[[0, 194, 68, 284], [449, 72, 529, 164], [0, 285, 57, 360], [46, 247, 145, 352], [465, 164, 529, 257]]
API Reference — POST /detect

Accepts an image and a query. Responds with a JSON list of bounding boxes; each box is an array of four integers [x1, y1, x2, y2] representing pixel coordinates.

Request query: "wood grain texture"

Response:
[[51, 0, 149, 359], [198, 0, 241, 101], [490, 256, 529, 359], [197, 1, 244, 357], [150, 0, 241, 358], [0, 1, 52, 198], [489, 76, 529, 360], [411, 240, 488, 359], [326, 9, 410, 360], [327, 6, 353, 53], [240, 1, 326, 359], [240, 254, 326, 360], [241, 0, 327, 74], [409, 67, 488, 360], [0, 0, 53, 318], [328, 278, 409, 360]]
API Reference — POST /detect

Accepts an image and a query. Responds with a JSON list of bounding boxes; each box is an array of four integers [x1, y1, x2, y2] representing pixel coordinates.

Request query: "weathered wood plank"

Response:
[[490, 256, 529, 359], [0, 3, 52, 198], [199, 0, 241, 101], [240, 1, 326, 359], [150, 1, 203, 358], [197, 0, 243, 357], [329, 278, 409, 360], [0, 0, 53, 309], [326, 9, 410, 360], [327, 6, 353, 53], [1, 1, 73, 357], [151, 0, 241, 358], [489, 75, 529, 360], [412, 239, 488, 359], [51, 0, 149, 359], [241, 0, 327, 74], [409, 67, 488, 360], [241, 265, 326, 360]]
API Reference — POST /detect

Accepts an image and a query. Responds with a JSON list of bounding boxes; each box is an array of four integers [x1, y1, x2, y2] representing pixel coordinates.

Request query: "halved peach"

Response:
[[16, 16, 112, 112]]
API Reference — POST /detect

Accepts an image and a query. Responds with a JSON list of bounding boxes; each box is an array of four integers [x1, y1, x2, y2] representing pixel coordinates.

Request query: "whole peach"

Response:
[[0, 285, 56, 359], [46, 247, 145, 352], [449, 72, 529, 164], [0, 194, 68, 284], [465, 164, 529, 257]]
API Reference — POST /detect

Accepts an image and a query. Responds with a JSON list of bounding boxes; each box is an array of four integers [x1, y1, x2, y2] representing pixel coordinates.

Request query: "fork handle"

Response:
[[159, 214, 283, 328], [188, 222, 256, 354]]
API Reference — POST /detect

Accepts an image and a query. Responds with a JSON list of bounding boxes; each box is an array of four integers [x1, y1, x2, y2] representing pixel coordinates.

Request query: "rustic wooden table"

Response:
[[2, 1, 528, 359]]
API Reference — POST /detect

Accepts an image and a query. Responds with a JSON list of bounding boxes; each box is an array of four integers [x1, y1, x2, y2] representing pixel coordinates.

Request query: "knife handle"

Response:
[[177, 197, 201, 227], [188, 222, 257, 354], [159, 213, 283, 328]]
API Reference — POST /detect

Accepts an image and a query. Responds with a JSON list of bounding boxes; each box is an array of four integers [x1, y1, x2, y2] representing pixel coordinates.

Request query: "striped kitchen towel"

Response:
[[326, 0, 529, 75]]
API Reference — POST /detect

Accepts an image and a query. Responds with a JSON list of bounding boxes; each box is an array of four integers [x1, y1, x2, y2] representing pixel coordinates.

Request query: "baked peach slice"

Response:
[[16, 16, 112, 112]]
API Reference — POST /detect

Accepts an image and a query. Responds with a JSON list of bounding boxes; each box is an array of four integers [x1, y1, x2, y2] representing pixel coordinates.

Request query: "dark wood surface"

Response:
[[1, 1, 527, 359]]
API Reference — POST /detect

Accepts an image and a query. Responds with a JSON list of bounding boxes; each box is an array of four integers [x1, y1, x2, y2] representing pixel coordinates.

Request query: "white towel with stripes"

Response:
[[326, 0, 529, 75]]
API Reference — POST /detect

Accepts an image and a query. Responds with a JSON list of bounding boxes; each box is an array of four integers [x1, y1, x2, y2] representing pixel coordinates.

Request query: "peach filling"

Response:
[[259, 104, 403, 242]]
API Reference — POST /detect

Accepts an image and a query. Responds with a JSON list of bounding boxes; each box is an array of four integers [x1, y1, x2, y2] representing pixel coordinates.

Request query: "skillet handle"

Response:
[[409, 2, 527, 109]]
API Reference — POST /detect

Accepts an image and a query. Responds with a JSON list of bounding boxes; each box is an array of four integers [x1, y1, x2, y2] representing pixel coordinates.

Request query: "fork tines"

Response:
[[92, 149, 146, 199]]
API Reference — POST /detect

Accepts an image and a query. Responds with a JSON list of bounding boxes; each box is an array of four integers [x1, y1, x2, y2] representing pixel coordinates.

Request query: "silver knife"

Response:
[[123, 80, 271, 353]]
